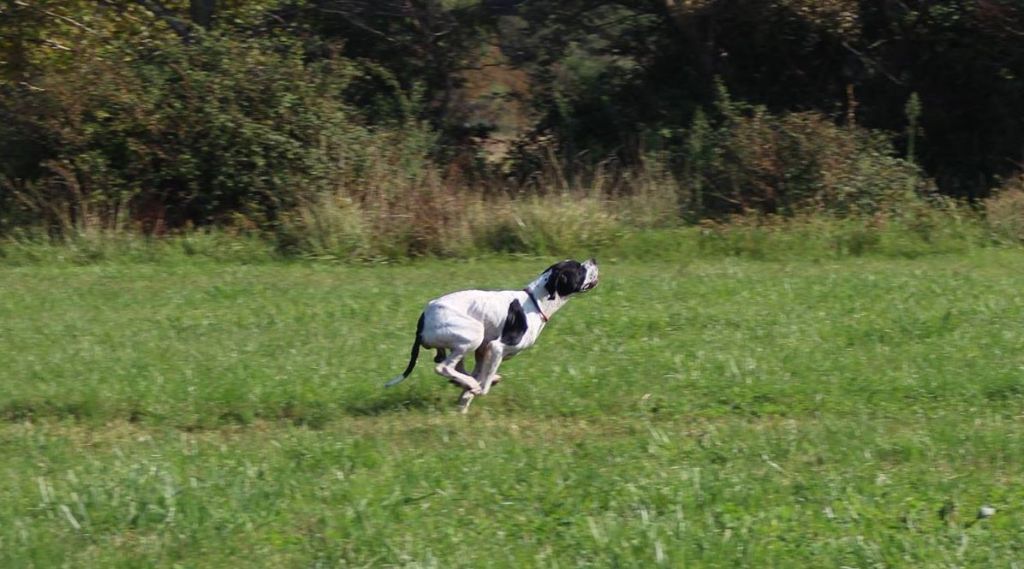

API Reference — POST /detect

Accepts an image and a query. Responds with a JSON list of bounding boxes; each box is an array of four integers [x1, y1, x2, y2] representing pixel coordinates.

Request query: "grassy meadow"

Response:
[[1, 239, 1023, 567]]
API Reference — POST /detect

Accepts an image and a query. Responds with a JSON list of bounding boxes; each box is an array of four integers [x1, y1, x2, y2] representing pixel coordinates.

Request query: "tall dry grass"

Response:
[[984, 175, 1024, 245], [278, 146, 685, 260]]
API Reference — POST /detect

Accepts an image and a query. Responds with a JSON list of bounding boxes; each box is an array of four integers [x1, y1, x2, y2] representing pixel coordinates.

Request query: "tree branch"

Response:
[[317, 8, 395, 41], [841, 40, 906, 86], [12, 0, 97, 34]]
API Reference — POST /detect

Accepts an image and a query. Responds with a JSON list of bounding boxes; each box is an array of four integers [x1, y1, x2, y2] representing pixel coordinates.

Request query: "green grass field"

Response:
[[1, 248, 1023, 567]]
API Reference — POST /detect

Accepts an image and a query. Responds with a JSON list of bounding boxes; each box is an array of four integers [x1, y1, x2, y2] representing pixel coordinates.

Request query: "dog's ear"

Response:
[[544, 261, 586, 300]]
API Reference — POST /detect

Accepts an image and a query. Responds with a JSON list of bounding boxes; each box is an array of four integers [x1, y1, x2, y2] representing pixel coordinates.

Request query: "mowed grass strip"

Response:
[[1, 413, 1021, 567], [0, 251, 1022, 566]]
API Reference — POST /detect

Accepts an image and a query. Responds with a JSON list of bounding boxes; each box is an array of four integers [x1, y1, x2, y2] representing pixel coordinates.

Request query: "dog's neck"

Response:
[[523, 275, 571, 321]]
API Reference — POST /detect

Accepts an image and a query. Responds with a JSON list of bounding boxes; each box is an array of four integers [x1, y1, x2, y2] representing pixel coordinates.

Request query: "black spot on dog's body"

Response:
[[544, 260, 587, 300], [501, 299, 528, 346]]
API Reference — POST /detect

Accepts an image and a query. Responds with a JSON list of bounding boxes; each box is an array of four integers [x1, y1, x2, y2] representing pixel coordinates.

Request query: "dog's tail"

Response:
[[384, 312, 425, 388]]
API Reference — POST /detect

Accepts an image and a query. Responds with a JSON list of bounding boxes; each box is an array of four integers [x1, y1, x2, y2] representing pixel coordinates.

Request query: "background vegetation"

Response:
[[3, 1, 1024, 259], [3, 5, 1024, 564]]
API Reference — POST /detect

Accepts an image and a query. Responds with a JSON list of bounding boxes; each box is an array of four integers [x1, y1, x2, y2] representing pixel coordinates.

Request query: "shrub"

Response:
[[984, 176, 1024, 244], [477, 193, 624, 256], [683, 86, 927, 217], [0, 32, 372, 235]]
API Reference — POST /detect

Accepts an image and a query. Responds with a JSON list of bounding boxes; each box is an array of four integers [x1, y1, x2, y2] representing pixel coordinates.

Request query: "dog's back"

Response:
[[421, 290, 520, 348]]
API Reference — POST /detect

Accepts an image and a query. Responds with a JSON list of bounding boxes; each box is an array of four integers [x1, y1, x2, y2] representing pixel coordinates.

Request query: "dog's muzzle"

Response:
[[581, 258, 599, 291]]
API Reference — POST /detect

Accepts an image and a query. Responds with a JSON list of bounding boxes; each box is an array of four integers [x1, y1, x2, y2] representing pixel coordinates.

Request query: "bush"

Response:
[[477, 194, 624, 256], [0, 32, 372, 235], [683, 87, 927, 217], [984, 176, 1024, 244]]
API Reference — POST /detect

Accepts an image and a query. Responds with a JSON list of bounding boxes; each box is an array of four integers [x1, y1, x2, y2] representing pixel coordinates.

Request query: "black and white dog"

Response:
[[386, 259, 599, 412]]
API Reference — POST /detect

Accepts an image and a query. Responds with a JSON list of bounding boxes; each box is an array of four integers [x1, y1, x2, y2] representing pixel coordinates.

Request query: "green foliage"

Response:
[[477, 194, 624, 256], [0, 227, 283, 266], [984, 177, 1024, 245], [0, 31, 376, 233], [905, 92, 923, 164], [0, 200, 998, 266], [3, 0, 1024, 245], [694, 204, 987, 262], [682, 87, 927, 217]]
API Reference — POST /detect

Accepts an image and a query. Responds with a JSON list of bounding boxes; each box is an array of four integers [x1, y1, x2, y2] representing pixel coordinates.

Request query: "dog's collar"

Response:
[[523, 288, 549, 322]]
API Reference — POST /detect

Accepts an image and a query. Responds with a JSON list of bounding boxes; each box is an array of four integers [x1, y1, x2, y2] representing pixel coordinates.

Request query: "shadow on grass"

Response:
[[342, 388, 449, 417], [0, 391, 459, 430], [0, 399, 104, 422]]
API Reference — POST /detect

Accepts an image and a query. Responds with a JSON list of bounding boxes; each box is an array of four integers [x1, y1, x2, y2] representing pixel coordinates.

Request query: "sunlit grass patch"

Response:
[[0, 249, 1022, 566]]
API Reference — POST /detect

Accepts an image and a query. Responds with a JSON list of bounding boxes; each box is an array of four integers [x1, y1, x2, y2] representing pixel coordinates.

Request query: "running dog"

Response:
[[385, 259, 599, 412]]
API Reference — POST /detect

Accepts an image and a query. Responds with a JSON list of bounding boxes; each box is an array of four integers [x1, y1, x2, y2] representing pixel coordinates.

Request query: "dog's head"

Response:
[[542, 258, 599, 300]]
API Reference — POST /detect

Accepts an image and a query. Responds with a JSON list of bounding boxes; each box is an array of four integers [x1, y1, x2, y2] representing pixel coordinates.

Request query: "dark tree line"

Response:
[[2, 0, 1023, 233]]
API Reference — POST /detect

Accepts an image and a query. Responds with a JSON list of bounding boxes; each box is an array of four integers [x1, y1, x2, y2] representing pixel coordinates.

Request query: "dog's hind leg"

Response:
[[421, 308, 483, 402], [458, 342, 506, 412], [434, 348, 470, 380], [435, 346, 482, 395]]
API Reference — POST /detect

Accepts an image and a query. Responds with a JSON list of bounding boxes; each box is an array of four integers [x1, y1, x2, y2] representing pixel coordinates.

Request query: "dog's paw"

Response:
[[490, 374, 503, 385]]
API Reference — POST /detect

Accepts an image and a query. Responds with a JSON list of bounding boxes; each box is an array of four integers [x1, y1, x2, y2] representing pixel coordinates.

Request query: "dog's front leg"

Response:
[[458, 339, 505, 411], [457, 341, 505, 413], [457, 389, 475, 413], [477, 341, 505, 395], [471, 343, 502, 392]]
